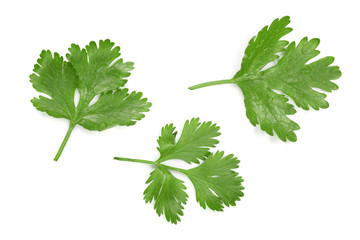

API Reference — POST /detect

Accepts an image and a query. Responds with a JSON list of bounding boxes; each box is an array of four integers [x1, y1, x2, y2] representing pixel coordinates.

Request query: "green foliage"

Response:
[[189, 16, 341, 141], [186, 151, 243, 211], [114, 118, 244, 224], [157, 119, 220, 164], [144, 167, 188, 224], [31, 40, 151, 160]]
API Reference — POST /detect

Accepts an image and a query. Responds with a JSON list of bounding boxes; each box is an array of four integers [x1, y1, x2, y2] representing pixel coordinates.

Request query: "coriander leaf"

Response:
[[31, 50, 77, 120], [238, 80, 299, 142], [188, 16, 341, 141], [235, 16, 292, 78], [31, 40, 151, 161], [67, 40, 134, 98], [157, 118, 221, 164], [143, 167, 188, 224], [264, 38, 341, 110], [114, 119, 244, 224], [156, 123, 177, 156], [185, 151, 244, 211], [78, 89, 151, 130]]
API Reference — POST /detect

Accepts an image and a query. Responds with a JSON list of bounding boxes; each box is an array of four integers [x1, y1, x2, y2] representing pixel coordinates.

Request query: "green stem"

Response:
[[188, 79, 234, 90], [114, 157, 186, 173], [114, 157, 156, 166], [54, 123, 75, 161]]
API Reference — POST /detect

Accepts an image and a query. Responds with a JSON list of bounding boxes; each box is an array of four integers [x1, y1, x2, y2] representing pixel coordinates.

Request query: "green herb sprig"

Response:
[[31, 40, 151, 161], [114, 118, 244, 224], [189, 16, 341, 141]]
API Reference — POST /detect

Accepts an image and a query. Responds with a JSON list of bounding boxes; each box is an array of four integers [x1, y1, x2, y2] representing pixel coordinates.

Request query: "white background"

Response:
[[0, 0, 359, 239]]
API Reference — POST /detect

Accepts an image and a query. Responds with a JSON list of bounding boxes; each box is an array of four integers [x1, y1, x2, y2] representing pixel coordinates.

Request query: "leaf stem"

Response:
[[114, 157, 156, 166], [114, 157, 186, 173], [188, 79, 234, 90], [54, 123, 75, 161]]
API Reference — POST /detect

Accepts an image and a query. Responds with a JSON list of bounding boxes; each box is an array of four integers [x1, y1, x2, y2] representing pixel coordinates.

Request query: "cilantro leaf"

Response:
[[264, 38, 340, 110], [31, 51, 78, 120], [114, 118, 244, 224], [188, 16, 341, 141], [31, 40, 151, 161], [157, 118, 221, 164], [185, 151, 244, 211], [66, 40, 134, 97], [144, 167, 188, 224], [235, 16, 292, 78], [239, 80, 299, 141], [77, 89, 150, 130]]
